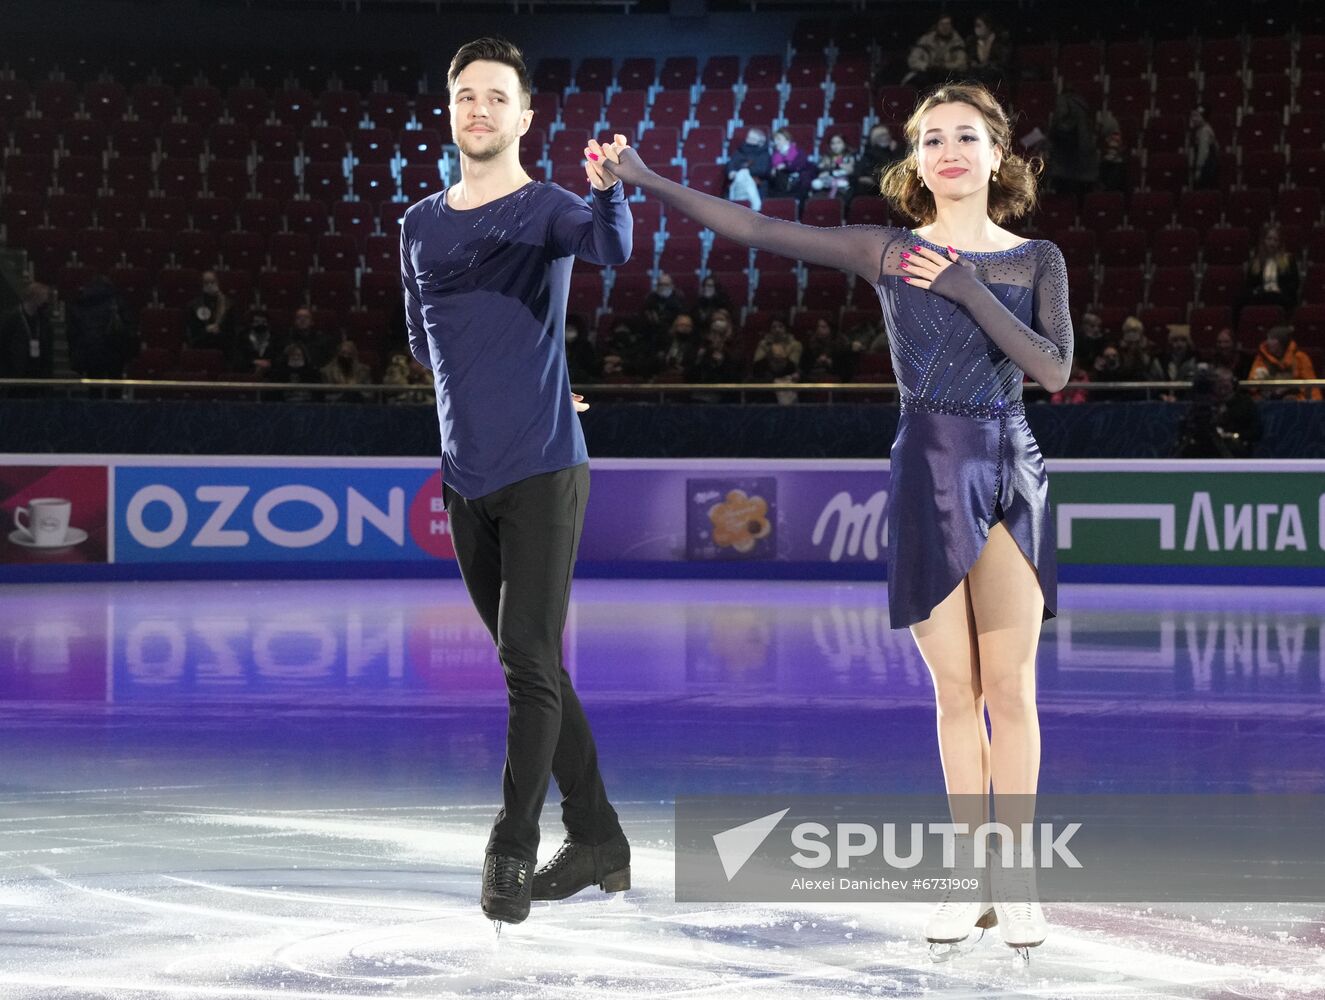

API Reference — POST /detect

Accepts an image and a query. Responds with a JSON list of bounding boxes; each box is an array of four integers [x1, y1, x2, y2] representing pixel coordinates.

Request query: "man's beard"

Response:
[[457, 127, 517, 162]]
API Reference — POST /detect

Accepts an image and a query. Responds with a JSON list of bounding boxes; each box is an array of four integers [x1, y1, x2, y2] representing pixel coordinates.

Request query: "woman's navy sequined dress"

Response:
[[604, 149, 1076, 629]]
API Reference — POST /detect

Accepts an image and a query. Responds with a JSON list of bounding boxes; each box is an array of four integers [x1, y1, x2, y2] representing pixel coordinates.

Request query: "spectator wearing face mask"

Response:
[[1090, 343, 1126, 400], [659, 312, 698, 376], [768, 128, 812, 199], [382, 350, 435, 405], [639, 271, 685, 344], [0, 282, 53, 379], [274, 341, 321, 402], [564, 313, 601, 384], [229, 307, 282, 377], [185, 271, 231, 349], [693, 274, 734, 331], [726, 127, 772, 210], [852, 124, 905, 199]]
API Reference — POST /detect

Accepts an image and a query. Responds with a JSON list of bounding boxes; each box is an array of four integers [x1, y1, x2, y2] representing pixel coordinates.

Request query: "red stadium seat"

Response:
[[225, 86, 270, 129], [1152, 39, 1196, 78], [1146, 266, 1196, 308], [270, 231, 313, 271], [400, 164, 443, 203], [1198, 265, 1244, 307], [332, 200, 374, 243], [1237, 304, 1284, 347], [567, 273, 604, 316], [604, 91, 647, 134], [178, 84, 223, 123], [207, 122, 251, 161], [302, 125, 347, 164], [575, 57, 614, 93], [695, 56, 737, 93], [785, 56, 827, 89], [61, 119, 107, 159], [351, 127, 395, 165], [158, 157, 202, 199], [760, 198, 797, 222], [661, 56, 699, 91], [157, 266, 201, 308], [802, 268, 847, 309], [360, 269, 402, 312], [560, 92, 603, 134], [142, 195, 188, 232], [1150, 226, 1199, 265], [1188, 306, 1231, 348], [308, 270, 355, 312], [205, 159, 251, 200], [752, 271, 797, 311], [302, 161, 348, 201], [34, 79, 79, 120], [738, 88, 780, 129], [782, 87, 824, 127], [1126, 190, 1174, 231], [802, 199, 843, 228], [189, 195, 234, 233], [533, 57, 572, 93], [352, 163, 395, 202], [54, 155, 101, 196], [1277, 188, 1322, 227], [1204, 226, 1251, 266], [284, 198, 329, 235], [1223, 188, 1272, 232], [121, 228, 170, 269], [693, 89, 735, 132], [1096, 266, 1145, 312], [364, 91, 410, 132], [220, 231, 267, 273], [319, 90, 363, 131], [363, 234, 397, 272], [316, 232, 358, 271], [271, 88, 317, 129], [174, 230, 218, 271], [846, 198, 891, 225], [617, 57, 656, 93], [606, 273, 652, 312], [649, 90, 692, 131], [743, 54, 783, 89]]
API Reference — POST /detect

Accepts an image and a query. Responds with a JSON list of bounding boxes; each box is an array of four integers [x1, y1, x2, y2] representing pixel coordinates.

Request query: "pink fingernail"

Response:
[[589, 153, 599, 161], [904, 276, 912, 282], [900, 261, 909, 268], [948, 245, 956, 253], [901, 251, 910, 258]]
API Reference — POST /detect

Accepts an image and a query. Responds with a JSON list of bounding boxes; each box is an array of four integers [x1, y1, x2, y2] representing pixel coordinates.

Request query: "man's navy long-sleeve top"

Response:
[[402, 179, 631, 499]]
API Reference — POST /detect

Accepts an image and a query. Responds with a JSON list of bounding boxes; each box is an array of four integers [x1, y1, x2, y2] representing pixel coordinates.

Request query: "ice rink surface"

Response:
[[1, 578, 1323, 998]]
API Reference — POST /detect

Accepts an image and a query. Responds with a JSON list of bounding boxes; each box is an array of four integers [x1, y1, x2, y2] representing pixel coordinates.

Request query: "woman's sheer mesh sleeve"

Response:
[[929, 243, 1075, 391], [601, 147, 896, 283]]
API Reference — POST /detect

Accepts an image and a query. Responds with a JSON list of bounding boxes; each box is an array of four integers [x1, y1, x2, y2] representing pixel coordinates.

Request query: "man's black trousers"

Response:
[[443, 463, 621, 863]]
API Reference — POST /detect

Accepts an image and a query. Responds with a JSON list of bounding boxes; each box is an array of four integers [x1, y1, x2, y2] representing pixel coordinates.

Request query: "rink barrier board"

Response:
[[2, 455, 1324, 586]]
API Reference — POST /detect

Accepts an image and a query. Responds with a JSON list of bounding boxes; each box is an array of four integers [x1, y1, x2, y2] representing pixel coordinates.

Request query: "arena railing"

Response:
[[1, 379, 1322, 404]]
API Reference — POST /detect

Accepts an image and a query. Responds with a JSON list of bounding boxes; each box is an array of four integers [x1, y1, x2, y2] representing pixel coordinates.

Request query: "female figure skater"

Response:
[[587, 81, 1070, 960]]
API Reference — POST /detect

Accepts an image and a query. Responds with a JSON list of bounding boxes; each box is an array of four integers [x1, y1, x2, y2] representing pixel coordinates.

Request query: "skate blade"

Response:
[[927, 926, 989, 963]]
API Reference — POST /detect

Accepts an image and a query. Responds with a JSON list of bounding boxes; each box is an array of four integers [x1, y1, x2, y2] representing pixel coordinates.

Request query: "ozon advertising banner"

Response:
[[2, 456, 1324, 583]]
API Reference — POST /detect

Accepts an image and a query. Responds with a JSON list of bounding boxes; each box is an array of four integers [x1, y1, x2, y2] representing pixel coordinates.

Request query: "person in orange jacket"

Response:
[[1248, 325, 1321, 401]]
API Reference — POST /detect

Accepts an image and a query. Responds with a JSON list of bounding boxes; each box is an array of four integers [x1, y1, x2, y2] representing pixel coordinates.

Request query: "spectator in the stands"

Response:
[[852, 123, 905, 199], [800, 317, 854, 382], [66, 274, 130, 379], [750, 339, 800, 405], [1249, 324, 1321, 401], [1117, 315, 1164, 390], [1189, 106, 1221, 190], [966, 11, 1011, 89], [273, 341, 321, 402], [600, 318, 652, 381], [382, 351, 435, 405], [1209, 327, 1253, 380], [0, 281, 53, 379], [726, 127, 772, 211], [688, 312, 742, 388], [903, 14, 967, 88], [810, 133, 856, 197], [229, 306, 282, 377], [640, 271, 685, 343], [1157, 327, 1200, 401], [693, 273, 734, 330], [1241, 223, 1300, 314], [564, 313, 600, 384], [320, 339, 373, 401], [1072, 310, 1110, 370], [1090, 344, 1127, 396], [287, 306, 330, 369], [1096, 110, 1129, 193], [1176, 365, 1261, 458], [768, 128, 812, 199], [185, 270, 231, 349], [659, 312, 698, 377], [1046, 83, 1099, 204], [752, 317, 803, 368]]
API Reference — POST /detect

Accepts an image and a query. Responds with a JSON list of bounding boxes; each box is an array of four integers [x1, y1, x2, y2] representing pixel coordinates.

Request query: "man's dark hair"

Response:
[[448, 36, 532, 110]]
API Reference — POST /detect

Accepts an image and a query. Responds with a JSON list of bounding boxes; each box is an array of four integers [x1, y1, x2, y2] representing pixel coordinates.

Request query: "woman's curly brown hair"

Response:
[[879, 81, 1043, 225]]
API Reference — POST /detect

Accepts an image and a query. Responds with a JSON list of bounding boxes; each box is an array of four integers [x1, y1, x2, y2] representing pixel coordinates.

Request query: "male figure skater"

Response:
[[402, 37, 631, 925]]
